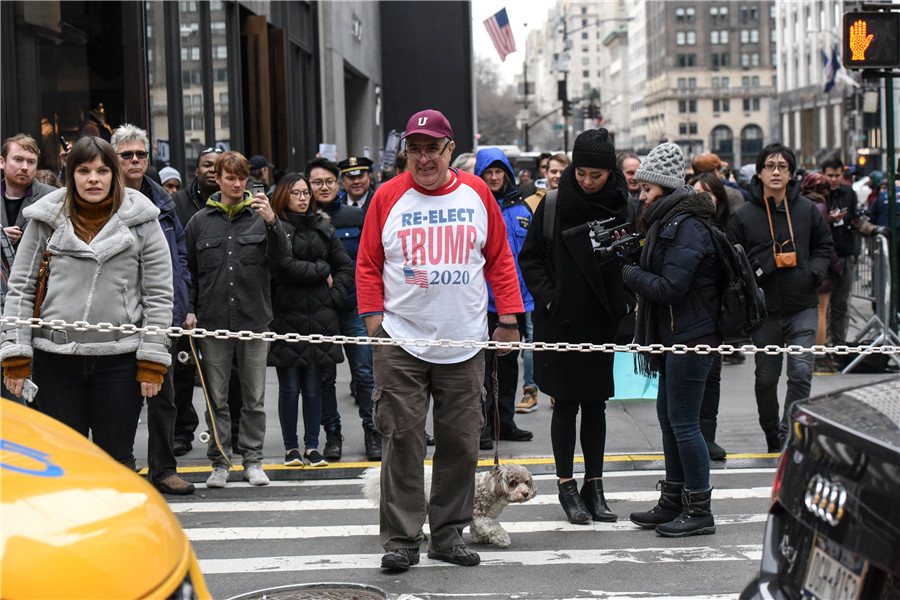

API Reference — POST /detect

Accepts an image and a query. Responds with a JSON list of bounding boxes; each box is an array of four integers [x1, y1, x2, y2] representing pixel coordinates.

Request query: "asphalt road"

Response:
[[171, 465, 779, 600]]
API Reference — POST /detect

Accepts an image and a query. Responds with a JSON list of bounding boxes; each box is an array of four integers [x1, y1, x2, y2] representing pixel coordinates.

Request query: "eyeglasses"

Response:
[[200, 147, 223, 155], [763, 162, 790, 173], [406, 140, 450, 161], [118, 151, 149, 160], [310, 178, 337, 188], [290, 189, 311, 198]]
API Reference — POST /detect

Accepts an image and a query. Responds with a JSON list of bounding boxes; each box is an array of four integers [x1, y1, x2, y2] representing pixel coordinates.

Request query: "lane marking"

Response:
[[197, 544, 763, 574], [185, 514, 767, 541], [169, 487, 772, 514], [177, 467, 776, 489]]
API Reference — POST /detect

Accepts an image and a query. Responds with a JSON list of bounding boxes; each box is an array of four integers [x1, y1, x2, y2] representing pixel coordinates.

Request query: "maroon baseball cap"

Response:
[[401, 109, 454, 141]]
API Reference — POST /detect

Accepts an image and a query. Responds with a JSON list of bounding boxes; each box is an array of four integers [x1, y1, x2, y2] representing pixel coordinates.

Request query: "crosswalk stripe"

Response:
[[197, 544, 763, 573], [217, 467, 776, 488], [169, 487, 772, 514], [185, 514, 767, 541]]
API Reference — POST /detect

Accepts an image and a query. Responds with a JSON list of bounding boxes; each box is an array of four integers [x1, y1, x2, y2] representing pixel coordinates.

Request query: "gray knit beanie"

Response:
[[635, 142, 685, 190], [572, 128, 617, 170]]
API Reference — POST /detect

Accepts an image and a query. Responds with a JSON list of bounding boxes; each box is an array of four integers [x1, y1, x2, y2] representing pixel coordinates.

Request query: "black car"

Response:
[[742, 377, 900, 600]]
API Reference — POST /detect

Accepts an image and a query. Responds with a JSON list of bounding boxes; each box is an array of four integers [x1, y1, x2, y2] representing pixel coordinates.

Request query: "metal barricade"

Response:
[[845, 233, 900, 372]]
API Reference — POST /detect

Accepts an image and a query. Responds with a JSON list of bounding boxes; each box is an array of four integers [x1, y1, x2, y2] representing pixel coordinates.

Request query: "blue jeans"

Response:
[[33, 350, 143, 469], [322, 300, 374, 427], [276, 365, 324, 451], [523, 311, 537, 391], [657, 351, 715, 491], [751, 307, 817, 440]]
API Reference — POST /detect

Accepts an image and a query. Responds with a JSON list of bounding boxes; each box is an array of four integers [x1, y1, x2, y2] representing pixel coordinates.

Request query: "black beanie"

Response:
[[572, 128, 616, 170]]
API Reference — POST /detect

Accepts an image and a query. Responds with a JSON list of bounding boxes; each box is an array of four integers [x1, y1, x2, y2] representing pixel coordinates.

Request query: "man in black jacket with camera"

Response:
[[726, 144, 832, 452]]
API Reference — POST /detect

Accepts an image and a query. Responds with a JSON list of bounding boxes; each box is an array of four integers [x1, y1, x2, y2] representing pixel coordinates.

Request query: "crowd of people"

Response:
[[1, 109, 895, 570]]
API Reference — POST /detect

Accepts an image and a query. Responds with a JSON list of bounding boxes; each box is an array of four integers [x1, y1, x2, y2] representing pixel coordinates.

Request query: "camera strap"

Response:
[[763, 194, 795, 259]]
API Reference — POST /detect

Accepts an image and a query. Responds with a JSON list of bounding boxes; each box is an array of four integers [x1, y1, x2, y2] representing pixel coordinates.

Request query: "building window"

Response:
[[743, 98, 751, 111], [753, 98, 760, 111], [721, 52, 730, 66], [742, 76, 750, 87], [712, 77, 720, 88], [752, 75, 759, 86], [723, 99, 730, 111], [676, 7, 685, 21], [712, 54, 720, 67], [751, 52, 760, 66], [711, 31, 719, 44], [679, 100, 687, 113], [676, 31, 686, 45], [582, 70, 589, 78], [720, 30, 729, 43], [722, 76, 729, 88], [741, 6, 758, 22], [741, 53, 750, 67], [687, 31, 696, 45], [714, 99, 720, 112], [714, 99, 731, 112], [582, 32, 589, 40], [679, 123, 687, 135], [771, 28, 777, 43], [686, 7, 695, 21], [740, 30, 749, 43], [751, 29, 759, 43], [719, 6, 728, 18], [689, 100, 697, 112], [678, 77, 687, 89], [688, 77, 697, 88]]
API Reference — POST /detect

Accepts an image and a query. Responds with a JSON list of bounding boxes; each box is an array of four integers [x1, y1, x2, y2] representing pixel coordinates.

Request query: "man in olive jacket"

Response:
[[726, 144, 832, 453], [184, 151, 289, 489]]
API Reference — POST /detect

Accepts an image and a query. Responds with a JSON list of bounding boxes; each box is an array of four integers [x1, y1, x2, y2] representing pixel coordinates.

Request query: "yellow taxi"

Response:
[[0, 398, 211, 599]]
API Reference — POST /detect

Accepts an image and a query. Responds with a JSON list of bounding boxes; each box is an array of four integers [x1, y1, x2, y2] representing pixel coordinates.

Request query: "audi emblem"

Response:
[[804, 474, 847, 526]]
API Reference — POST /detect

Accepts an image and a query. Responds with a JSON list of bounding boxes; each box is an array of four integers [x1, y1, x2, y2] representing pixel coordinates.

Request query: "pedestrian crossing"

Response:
[[171, 467, 776, 599]]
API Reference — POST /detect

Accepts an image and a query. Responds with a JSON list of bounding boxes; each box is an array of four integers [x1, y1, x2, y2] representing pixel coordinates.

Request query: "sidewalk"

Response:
[[134, 347, 896, 476]]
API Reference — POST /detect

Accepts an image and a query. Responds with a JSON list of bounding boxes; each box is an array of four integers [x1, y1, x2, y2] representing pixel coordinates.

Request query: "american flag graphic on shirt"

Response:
[[403, 266, 429, 289]]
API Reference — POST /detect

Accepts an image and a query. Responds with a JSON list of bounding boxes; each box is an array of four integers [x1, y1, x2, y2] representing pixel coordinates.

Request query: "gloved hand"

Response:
[[875, 226, 891, 239]]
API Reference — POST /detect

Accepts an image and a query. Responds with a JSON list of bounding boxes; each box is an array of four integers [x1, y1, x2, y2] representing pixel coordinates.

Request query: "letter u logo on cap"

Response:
[[418, 117, 428, 126]]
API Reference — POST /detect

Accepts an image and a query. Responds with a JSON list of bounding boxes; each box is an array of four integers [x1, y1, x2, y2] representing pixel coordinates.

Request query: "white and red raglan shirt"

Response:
[[357, 168, 524, 363]]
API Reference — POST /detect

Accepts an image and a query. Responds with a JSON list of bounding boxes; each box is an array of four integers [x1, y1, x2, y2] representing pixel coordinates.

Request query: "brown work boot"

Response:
[[516, 386, 539, 413], [154, 473, 195, 495]]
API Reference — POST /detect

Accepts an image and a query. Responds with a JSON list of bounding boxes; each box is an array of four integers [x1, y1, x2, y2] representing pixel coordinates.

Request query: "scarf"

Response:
[[633, 186, 715, 376], [206, 190, 253, 220]]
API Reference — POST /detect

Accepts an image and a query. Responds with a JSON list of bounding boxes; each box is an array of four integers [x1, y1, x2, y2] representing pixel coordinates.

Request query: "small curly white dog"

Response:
[[361, 463, 537, 548]]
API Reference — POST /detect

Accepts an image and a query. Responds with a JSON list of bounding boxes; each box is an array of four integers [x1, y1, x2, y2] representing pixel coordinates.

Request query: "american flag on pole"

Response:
[[403, 266, 429, 289], [483, 8, 516, 62]]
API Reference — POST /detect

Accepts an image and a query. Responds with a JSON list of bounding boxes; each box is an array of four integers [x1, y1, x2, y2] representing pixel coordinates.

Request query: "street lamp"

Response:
[[555, 13, 633, 149]]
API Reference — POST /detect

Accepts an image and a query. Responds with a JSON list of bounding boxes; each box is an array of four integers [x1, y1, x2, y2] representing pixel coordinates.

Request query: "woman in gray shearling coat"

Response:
[[1, 137, 173, 468]]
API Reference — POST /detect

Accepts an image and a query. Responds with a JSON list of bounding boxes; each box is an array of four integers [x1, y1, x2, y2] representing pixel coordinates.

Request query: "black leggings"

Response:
[[551, 398, 608, 479]]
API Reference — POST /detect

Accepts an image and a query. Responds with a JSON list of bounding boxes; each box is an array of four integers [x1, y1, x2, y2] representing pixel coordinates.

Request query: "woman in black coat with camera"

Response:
[[518, 129, 631, 525], [268, 173, 353, 467], [620, 142, 721, 538]]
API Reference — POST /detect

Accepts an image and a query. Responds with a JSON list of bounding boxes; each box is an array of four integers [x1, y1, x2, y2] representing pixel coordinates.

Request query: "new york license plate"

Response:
[[802, 534, 867, 600]]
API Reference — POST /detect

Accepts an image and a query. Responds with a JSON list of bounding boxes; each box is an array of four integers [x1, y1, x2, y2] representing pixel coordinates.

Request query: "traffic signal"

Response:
[[842, 12, 900, 69]]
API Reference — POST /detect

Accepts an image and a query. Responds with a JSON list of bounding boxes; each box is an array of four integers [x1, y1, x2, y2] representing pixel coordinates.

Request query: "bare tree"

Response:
[[475, 57, 518, 146]]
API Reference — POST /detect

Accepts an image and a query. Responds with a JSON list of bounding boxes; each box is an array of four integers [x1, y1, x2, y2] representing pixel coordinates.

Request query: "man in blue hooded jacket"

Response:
[[474, 148, 535, 449]]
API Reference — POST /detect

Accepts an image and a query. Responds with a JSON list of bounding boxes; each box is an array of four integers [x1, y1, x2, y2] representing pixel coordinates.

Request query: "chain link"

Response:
[[3, 316, 899, 356]]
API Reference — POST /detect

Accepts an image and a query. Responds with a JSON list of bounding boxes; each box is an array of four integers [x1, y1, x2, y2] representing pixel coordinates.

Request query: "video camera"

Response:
[[588, 217, 644, 264]]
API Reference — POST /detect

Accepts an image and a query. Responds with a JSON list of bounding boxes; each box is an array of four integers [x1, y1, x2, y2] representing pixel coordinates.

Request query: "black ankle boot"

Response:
[[700, 419, 727, 461], [630, 480, 684, 528], [655, 486, 716, 537], [579, 478, 617, 522], [557, 480, 591, 524]]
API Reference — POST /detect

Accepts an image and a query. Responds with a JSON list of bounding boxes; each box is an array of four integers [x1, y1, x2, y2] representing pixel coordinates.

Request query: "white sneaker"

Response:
[[243, 462, 270, 486], [206, 466, 229, 488]]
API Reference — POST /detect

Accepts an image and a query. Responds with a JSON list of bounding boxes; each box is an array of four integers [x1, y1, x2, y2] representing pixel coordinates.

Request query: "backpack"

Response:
[[694, 219, 767, 337]]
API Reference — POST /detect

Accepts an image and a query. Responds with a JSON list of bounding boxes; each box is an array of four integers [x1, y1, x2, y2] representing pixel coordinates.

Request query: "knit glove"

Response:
[[137, 360, 168, 384]]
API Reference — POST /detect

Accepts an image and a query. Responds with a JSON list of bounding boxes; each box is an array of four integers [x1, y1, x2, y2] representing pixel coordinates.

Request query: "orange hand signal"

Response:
[[849, 20, 875, 61]]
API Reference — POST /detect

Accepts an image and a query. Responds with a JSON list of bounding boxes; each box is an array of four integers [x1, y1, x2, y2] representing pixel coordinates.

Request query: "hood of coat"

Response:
[[474, 148, 517, 187], [22, 187, 161, 262], [747, 175, 801, 208]]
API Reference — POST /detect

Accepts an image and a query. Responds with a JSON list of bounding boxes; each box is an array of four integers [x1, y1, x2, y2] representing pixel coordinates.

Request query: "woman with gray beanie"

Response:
[[519, 128, 631, 525], [620, 142, 721, 537]]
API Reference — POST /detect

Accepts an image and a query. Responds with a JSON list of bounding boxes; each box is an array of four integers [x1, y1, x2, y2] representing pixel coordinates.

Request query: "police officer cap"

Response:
[[339, 156, 373, 177]]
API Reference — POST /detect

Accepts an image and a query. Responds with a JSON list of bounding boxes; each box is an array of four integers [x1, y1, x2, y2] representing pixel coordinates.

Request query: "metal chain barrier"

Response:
[[3, 316, 899, 357]]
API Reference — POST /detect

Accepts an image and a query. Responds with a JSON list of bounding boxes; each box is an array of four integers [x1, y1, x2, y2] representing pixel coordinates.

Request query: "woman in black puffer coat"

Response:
[[268, 173, 353, 467], [621, 143, 721, 538]]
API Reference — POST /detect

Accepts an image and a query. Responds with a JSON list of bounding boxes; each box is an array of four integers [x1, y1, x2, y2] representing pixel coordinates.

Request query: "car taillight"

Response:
[[770, 448, 789, 505]]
